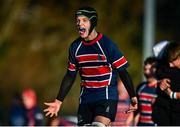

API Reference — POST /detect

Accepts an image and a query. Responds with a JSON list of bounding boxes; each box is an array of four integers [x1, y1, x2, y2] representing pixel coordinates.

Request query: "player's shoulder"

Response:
[[100, 34, 114, 43], [70, 37, 82, 47], [136, 82, 147, 92], [99, 33, 117, 49]]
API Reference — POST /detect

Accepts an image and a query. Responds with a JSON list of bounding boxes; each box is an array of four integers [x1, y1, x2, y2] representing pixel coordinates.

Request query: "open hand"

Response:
[[44, 99, 62, 117]]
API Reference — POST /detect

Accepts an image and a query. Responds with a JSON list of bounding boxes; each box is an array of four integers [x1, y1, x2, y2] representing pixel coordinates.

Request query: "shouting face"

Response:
[[76, 15, 91, 39]]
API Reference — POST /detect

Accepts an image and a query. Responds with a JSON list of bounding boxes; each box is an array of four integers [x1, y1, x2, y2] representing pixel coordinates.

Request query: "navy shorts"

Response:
[[77, 99, 118, 126]]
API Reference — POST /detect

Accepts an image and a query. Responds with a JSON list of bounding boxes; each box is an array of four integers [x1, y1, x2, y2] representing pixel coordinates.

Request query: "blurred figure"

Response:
[[111, 79, 133, 126], [152, 41, 180, 126], [134, 57, 158, 126], [47, 117, 59, 126], [47, 116, 76, 126], [22, 88, 44, 126], [8, 93, 26, 126]]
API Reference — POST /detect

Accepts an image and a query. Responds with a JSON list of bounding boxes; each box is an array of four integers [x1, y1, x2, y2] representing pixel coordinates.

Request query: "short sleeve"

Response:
[[67, 45, 78, 77], [109, 42, 129, 72]]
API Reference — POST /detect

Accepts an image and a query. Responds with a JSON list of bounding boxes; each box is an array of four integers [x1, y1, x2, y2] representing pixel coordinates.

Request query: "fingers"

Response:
[[55, 112, 58, 116], [44, 107, 56, 117], [45, 111, 55, 117], [160, 79, 171, 91], [125, 97, 138, 113], [125, 107, 136, 113], [131, 97, 138, 106], [43, 108, 49, 112], [43, 107, 54, 113], [162, 79, 171, 87], [44, 102, 54, 106], [160, 83, 167, 91], [125, 109, 132, 114], [165, 78, 171, 83], [43, 102, 56, 117], [50, 112, 54, 117], [125, 103, 138, 114], [45, 111, 51, 117], [44, 100, 61, 117]]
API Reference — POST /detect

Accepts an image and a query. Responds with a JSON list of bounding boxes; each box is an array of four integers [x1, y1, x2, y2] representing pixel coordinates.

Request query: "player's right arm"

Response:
[[44, 41, 78, 117], [44, 71, 76, 117]]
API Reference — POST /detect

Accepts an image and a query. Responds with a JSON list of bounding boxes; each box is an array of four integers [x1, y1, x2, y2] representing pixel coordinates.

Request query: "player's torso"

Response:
[[73, 34, 119, 103]]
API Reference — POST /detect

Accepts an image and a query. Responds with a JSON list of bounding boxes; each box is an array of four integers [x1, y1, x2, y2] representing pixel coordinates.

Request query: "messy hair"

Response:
[[165, 41, 180, 62]]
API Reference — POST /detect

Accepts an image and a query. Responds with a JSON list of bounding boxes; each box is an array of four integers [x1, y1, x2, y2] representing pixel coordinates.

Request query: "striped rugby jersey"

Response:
[[137, 82, 157, 126], [67, 33, 128, 104]]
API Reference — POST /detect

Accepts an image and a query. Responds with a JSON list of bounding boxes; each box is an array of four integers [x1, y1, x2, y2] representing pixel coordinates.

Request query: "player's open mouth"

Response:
[[78, 27, 86, 34]]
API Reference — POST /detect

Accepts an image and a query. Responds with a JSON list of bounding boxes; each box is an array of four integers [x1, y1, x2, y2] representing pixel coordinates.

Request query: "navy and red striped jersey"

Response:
[[67, 33, 128, 104], [137, 82, 157, 126]]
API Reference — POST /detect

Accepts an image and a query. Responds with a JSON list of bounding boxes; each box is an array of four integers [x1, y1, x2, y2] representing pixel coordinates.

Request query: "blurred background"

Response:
[[0, 0, 180, 125]]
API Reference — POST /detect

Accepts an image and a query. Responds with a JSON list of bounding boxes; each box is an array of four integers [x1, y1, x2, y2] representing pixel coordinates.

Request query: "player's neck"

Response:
[[85, 29, 98, 41], [147, 77, 157, 84]]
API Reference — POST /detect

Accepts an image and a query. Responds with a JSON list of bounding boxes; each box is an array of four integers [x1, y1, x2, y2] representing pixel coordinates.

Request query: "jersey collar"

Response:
[[81, 33, 103, 46]]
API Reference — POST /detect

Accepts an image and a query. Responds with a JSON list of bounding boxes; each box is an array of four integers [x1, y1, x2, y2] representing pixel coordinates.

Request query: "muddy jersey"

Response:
[[67, 33, 128, 104]]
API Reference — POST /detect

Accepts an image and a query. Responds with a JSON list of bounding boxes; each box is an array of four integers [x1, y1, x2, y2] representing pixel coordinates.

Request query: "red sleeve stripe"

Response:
[[112, 56, 127, 69], [81, 66, 111, 75], [68, 68, 76, 71], [68, 62, 76, 71], [81, 80, 109, 88], [76, 54, 106, 63]]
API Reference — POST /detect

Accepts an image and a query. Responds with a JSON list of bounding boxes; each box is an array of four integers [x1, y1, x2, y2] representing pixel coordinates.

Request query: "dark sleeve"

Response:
[[56, 71, 76, 102], [118, 69, 136, 98], [134, 83, 144, 116]]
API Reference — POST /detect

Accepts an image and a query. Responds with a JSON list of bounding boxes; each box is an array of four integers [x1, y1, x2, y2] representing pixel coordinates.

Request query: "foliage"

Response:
[[0, 0, 179, 117]]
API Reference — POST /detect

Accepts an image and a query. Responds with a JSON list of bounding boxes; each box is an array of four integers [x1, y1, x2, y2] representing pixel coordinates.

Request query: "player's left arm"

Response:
[[105, 38, 138, 111], [118, 69, 135, 98], [118, 69, 138, 113]]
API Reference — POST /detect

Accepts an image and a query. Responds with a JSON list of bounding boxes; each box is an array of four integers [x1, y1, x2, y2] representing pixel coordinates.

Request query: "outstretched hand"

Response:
[[126, 96, 138, 114], [44, 99, 62, 117]]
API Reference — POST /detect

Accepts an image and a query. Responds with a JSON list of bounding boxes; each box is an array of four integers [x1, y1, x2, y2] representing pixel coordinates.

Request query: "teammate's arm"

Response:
[[160, 78, 180, 99], [44, 71, 76, 117]]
